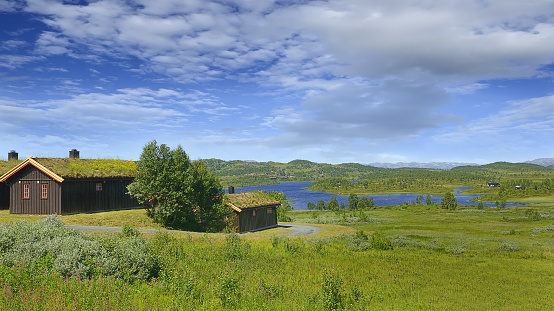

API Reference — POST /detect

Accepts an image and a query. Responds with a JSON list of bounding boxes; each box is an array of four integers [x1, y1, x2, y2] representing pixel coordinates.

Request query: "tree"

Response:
[[348, 194, 358, 210], [358, 196, 369, 210], [441, 192, 457, 211], [188, 160, 226, 232], [307, 202, 316, 210], [425, 194, 433, 205], [127, 141, 192, 227], [127, 141, 226, 231], [316, 199, 325, 210], [326, 196, 339, 211]]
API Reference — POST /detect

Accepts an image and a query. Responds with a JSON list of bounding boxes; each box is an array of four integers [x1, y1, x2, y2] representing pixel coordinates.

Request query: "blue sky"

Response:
[[1, 0, 554, 164]]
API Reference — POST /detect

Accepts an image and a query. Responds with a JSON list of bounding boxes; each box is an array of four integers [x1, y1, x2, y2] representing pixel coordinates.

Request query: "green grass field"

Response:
[[1, 202, 553, 310]]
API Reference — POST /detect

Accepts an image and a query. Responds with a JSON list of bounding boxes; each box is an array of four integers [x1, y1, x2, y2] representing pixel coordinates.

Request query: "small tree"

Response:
[[425, 194, 433, 205], [441, 192, 457, 211], [127, 141, 192, 227], [188, 160, 227, 232], [316, 199, 326, 210], [127, 141, 226, 231], [348, 194, 359, 210], [326, 196, 339, 211], [307, 202, 316, 210]]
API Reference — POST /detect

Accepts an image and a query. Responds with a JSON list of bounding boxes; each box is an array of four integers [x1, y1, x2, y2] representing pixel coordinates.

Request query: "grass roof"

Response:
[[0, 160, 21, 176], [225, 191, 280, 209], [0, 158, 137, 178]]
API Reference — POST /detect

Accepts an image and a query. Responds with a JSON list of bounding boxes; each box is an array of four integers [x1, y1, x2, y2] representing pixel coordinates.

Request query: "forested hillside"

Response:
[[203, 159, 554, 199]]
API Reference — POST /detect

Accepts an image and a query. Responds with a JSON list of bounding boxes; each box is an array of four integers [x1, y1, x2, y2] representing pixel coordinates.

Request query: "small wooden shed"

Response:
[[226, 191, 280, 233], [0, 157, 138, 214]]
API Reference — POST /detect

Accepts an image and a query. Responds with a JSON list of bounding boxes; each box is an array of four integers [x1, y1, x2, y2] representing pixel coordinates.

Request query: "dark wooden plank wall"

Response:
[[6, 165, 62, 214], [237, 205, 278, 232], [61, 178, 139, 214], [0, 183, 10, 209]]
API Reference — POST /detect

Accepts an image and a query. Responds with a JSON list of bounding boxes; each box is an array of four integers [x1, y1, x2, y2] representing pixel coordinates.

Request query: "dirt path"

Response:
[[66, 223, 321, 236]]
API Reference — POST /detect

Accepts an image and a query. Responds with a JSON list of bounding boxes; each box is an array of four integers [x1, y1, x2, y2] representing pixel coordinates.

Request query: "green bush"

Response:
[[371, 233, 394, 250], [223, 233, 249, 261], [320, 270, 344, 311], [524, 209, 541, 221], [216, 273, 241, 307], [0, 216, 160, 282]]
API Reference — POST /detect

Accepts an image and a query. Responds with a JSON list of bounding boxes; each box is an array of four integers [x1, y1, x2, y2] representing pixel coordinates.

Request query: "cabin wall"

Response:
[[61, 178, 138, 214], [6, 165, 61, 214], [237, 205, 278, 232], [0, 182, 10, 209]]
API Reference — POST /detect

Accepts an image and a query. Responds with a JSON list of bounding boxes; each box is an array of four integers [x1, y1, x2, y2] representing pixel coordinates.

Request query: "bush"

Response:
[[216, 273, 241, 307], [371, 233, 394, 250], [524, 209, 541, 221], [223, 233, 249, 261], [321, 270, 344, 311], [0, 216, 160, 282]]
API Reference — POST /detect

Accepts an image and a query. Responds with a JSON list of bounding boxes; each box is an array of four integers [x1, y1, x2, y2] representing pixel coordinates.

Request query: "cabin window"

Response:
[[41, 184, 48, 199], [23, 184, 30, 199], [267, 208, 272, 214], [96, 183, 103, 191], [253, 210, 256, 217]]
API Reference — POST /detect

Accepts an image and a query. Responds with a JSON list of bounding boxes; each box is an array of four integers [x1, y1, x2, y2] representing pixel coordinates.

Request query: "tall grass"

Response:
[[1, 206, 553, 310]]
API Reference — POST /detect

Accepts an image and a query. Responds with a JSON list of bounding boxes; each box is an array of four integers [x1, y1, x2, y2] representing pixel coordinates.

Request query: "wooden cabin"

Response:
[[226, 191, 280, 233], [0, 156, 138, 215]]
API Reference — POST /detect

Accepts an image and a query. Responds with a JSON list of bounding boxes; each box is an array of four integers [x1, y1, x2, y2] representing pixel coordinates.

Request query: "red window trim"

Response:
[[96, 183, 103, 191], [23, 184, 30, 199], [41, 184, 48, 199]]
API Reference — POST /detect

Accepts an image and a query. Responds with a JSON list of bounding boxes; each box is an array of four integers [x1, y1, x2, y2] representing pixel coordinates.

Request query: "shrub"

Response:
[[320, 270, 344, 311], [371, 233, 394, 250], [0, 216, 160, 282], [223, 233, 249, 261], [524, 209, 541, 221], [216, 273, 241, 307], [498, 242, 520, 252]]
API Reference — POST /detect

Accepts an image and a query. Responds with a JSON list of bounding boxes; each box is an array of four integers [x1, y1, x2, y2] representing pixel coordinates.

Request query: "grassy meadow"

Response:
[[0, 202, 553, 310]]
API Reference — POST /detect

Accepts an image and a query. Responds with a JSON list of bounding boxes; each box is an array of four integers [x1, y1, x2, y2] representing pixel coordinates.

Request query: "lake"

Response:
[[228, 182, 524, 209]]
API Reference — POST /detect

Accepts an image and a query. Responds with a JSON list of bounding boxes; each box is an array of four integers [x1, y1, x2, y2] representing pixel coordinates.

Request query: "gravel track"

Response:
[[66, 223, 321, 236]]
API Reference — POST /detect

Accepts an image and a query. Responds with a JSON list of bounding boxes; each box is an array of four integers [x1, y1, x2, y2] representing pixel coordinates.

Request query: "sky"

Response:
[[1, 0, 554, 164]]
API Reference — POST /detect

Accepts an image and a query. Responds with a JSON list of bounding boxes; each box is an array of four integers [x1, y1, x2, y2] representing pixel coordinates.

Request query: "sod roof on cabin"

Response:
[[225, 191, 280, 209], [0, 158, 137, 179]]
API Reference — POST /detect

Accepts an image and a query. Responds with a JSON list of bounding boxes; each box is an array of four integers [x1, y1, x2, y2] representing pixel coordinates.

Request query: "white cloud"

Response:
[[435, 94, 554, 143]]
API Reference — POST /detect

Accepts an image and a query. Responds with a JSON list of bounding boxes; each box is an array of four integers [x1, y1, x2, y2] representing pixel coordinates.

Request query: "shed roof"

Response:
[[0, 157, 136, 182], [225, 191, 280, 212]]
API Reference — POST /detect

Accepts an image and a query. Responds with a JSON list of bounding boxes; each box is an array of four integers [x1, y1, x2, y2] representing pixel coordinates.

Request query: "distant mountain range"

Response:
[[524, 158, 554, 167], [368, 158, 554, 169], [367, 162, 479, 170]]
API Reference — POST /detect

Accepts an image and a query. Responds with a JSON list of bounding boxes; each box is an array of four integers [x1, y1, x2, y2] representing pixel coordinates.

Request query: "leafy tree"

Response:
[[477, 201, 484, 210], [340, 202, 346, 209], [358, 196, 369, 210], [326, 196, 339, 211], [367, 196, 374, 208], [188, 160, 227, 232], [307, 202, 316, 210], [348, 194, 358, 210], [127, 141, 193, 227], [441, 192, 457, 211], [316, 199, 326, 210], [127, 141, 226, 231], [425, 194, 433, 205]]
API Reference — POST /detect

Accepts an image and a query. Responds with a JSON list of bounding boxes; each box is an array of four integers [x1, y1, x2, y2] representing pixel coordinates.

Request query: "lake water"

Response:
[[228, 182, 524, 209]]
